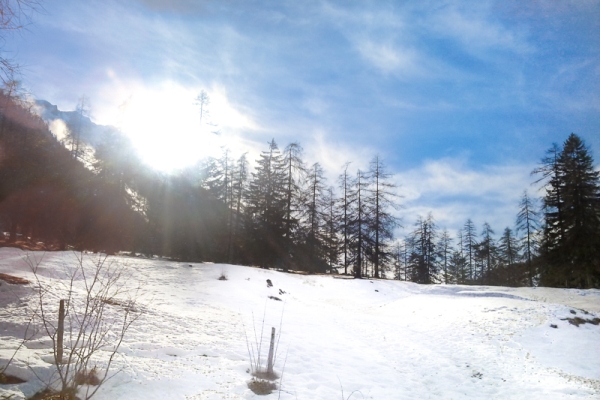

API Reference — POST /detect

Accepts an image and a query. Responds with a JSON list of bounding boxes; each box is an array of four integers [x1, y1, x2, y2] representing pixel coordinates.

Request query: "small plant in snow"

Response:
[[218, 269, 228, 280], [242, 305, 285, 394]]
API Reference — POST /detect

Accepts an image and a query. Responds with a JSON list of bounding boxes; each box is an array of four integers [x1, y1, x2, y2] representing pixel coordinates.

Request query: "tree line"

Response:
[[0, 90, 598, 288], [397, 133, 600, 288]]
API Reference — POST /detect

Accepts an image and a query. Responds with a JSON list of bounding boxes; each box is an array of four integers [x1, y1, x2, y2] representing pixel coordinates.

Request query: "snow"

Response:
[[1, 248, 599, 399]]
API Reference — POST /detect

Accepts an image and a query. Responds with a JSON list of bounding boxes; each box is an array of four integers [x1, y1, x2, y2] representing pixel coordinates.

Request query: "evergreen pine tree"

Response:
[[229, 153, 249, 263], [498, 227, 520, 267], [537, 134, 600, 287], [409, 213, 438, 284], [303, 162, 328, 273], [245, 139, 287, 268]]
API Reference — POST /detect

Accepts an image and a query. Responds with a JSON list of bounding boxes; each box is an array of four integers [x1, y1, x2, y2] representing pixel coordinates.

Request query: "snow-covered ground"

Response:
[[1, 248, 599, 399]]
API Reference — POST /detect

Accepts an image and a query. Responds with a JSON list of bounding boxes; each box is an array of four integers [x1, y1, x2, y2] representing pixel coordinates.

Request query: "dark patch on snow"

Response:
[[562, 317, 600, 327], [456, 291, 528, 301], [471, 371, 483, 379], [0, 273, 30, 285]]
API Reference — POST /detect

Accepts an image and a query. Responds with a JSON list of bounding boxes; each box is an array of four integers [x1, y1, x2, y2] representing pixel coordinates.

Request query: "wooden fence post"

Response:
[[267, 327, 275, 375], [57, 299, 65, 364]]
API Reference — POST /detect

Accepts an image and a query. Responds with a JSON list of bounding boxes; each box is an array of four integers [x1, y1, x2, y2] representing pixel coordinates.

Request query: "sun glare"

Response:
[[117, 82, 253, 171]]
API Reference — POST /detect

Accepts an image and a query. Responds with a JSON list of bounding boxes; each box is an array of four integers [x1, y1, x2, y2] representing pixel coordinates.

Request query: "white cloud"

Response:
[[395, 158, 536, 235]]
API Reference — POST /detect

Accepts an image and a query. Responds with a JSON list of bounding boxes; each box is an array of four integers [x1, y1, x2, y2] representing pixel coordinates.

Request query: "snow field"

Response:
[[0, 248, 599, 399]]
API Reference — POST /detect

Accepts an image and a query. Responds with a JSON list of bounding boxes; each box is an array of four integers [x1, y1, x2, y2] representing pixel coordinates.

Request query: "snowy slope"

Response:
[[1, 248, 599, 399]]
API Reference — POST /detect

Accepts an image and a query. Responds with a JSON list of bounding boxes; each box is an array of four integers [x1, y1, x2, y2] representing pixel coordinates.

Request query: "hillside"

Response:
[[1, 248, 599, 399]]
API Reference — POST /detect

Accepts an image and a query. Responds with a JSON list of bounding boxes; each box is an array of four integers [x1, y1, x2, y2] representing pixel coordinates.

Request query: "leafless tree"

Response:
[[0, 0, 43, 83]]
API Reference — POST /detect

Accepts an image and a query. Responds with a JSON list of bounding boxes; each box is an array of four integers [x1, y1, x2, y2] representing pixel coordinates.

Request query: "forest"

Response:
[[0, 89, 599, 289]]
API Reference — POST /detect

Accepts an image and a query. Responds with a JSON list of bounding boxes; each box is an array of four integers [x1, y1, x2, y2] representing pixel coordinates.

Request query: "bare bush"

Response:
[[27, 252, 141, 399]]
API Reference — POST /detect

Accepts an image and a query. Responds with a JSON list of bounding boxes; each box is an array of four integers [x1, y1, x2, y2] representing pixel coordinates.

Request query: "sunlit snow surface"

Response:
[[1, 248, 599, 399]]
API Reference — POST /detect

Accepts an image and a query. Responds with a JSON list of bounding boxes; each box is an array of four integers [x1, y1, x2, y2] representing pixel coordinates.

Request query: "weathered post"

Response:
[[266, 327, 275, 375], [57, 299, 65, 364]]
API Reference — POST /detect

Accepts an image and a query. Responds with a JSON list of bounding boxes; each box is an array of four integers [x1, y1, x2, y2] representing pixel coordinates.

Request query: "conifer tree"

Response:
[[322, 186, 339, 273], [536, 134, 600, 287], [438, 229, 453, 284], [366, 155, 400, 278], [498, 227, 520, 267], [533, 143, 565, 251], [409, 213, 438, 284], [391, 241, 403, 280], [201, 148, 233, 204], [404, 235, 416, 281], [303, 162, 327, 272], [229, 153, 249, 263], [462, 219, 477, 282], [282, 142, 306, 269], [245, 139, 287, 268], [350, 169, 370, 278], [337, 162, 355, 275], [516, 191, 539, 285], [478, 222, 496, 284], [449, 250, 467, 284]]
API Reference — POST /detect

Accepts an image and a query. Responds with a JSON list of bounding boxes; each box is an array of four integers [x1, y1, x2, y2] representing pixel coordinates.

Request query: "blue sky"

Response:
[[9, 0, 600, 237]]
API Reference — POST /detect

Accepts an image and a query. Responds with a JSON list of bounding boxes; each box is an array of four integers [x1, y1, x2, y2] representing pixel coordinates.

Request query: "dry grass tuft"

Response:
[[0, 371, 26, 384], [253, 370, 279, 381], [27, 388, 80, 400], [100, 297, 137, 312], [0, 273, 30, 285], [74, 366, 101, 386], [247, 378, 277, 395]]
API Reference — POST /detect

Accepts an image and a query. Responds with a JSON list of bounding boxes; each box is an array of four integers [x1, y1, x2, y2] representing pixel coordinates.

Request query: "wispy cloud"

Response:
[[355, 41, 423, 76], [429, 4, 533, 55], [134, 0, 211, 14]]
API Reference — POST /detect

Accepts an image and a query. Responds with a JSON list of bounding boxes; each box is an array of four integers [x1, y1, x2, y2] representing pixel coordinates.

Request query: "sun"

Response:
[[117, 82, 250, 171]]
